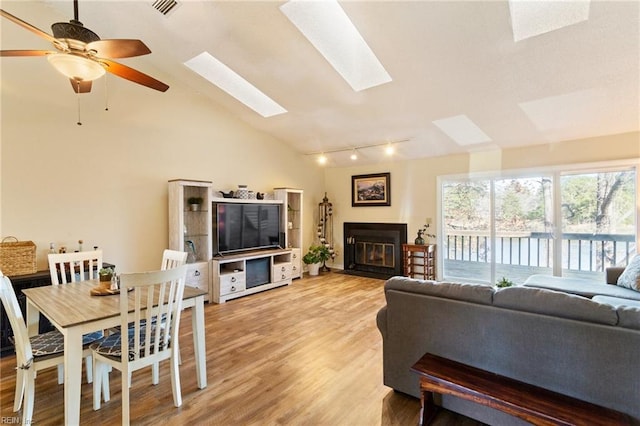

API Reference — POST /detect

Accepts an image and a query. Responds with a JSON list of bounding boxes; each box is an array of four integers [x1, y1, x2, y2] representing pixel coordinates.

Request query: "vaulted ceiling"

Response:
[[1, 1, 638, 167]]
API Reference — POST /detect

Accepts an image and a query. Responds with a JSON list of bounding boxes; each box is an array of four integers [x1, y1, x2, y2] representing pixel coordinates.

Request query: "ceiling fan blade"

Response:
[[100, 58, 169, 92], [70, 78, 92, 93], [1, 49, 53, 57], [1, 9, 63, 47], [86, 39, 151, 59]]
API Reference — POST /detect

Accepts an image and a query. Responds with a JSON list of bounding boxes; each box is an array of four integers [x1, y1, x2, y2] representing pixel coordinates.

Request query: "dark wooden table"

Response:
[[411, 352, 630, 426]]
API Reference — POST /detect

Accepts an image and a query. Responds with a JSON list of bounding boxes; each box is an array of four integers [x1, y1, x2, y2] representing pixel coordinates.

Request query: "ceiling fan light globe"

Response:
[[47, 53, 105, 81]]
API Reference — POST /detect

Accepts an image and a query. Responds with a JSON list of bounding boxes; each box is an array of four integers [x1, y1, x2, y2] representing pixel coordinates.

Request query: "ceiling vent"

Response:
[[152, 0, 180, 17]]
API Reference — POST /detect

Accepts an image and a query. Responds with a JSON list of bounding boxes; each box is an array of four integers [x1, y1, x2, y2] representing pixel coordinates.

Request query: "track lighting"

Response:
[[306, 139, 409, 165], [385, 143, 394, 156]]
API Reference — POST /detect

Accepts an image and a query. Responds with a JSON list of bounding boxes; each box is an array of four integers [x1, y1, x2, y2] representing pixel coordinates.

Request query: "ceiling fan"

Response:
[[0, 0, 169, 94]]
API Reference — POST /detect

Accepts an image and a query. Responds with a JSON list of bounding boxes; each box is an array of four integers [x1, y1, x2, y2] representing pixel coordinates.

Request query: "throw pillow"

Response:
[[617, 254, 640, 291]]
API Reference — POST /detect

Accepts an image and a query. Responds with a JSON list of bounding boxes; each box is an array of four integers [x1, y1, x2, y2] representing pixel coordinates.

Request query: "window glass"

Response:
[[440, 165, 636, 285]]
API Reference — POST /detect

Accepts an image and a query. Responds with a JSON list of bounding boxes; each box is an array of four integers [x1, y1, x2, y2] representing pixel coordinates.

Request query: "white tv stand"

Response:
[[211, 248, 292, 303]]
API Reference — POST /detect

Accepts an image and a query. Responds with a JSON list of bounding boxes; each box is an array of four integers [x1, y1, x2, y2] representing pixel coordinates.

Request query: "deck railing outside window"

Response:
[[444, 232, 635, 282]]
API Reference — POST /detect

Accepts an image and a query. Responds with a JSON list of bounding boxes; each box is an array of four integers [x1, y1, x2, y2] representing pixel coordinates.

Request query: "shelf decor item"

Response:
[[0, 236, 37, 276], [237, 185, 248, 199], [415, 223, 435, 245], [351, 172, 391, 207], [187, 197, 203, 211], [317, 193, 336, 272]]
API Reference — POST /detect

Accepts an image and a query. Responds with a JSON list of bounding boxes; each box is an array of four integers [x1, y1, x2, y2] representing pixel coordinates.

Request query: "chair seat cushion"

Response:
[[82, 330, 104, 346], [29, 330, 65, 357], [90, 326, 168, 361], [11, 329, 103, 358]]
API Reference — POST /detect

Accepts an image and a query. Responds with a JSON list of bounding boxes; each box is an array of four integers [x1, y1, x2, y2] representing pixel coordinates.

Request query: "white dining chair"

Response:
[[47, 250, 105, 384], [0, 271, 67, 426], [156, 249, 188, 377], [48, 249, 103, 284], [161, 249, 188, 271], [122, 249, 189, 387], [91, 265, 188, 425]]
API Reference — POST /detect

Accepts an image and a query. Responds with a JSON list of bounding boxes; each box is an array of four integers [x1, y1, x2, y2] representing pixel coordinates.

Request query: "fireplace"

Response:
[[343, 222, 407, 279]]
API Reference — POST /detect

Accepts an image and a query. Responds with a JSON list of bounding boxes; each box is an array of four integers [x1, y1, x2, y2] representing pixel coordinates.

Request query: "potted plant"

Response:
[[187, 196, 203, 211], [303, 244, 331, 276], [99, 267, 114, 282], [496, 277, 514, 288]]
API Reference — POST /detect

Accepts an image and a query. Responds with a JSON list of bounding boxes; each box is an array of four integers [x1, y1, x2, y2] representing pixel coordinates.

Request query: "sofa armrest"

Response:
[[606, 267, 625, 285], [376, 306, 387, 338]]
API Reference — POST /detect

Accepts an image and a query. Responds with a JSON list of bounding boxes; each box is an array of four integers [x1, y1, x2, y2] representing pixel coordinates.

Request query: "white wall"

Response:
[[324, 132, 640, 269], [1, 78, 324, 272]]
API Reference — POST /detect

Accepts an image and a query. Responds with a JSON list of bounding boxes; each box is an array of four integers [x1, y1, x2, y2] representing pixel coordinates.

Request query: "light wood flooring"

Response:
[[0, 273, 483, 425]]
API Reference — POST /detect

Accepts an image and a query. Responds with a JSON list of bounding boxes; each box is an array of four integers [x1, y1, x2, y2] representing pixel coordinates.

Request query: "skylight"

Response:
[[518, 89, 606, 132], [509, 0, 590, 42], [280, 0, 392, 92], [184, 52, 287, 118], [432, 115, 492, 146]]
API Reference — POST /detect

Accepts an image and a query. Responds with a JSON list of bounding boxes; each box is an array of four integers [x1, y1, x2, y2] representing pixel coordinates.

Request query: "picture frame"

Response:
[[351, 172, 391, 207]]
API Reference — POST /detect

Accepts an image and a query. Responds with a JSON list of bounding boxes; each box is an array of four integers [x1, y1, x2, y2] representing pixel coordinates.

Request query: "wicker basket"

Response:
[[0, 236, 37, 276]]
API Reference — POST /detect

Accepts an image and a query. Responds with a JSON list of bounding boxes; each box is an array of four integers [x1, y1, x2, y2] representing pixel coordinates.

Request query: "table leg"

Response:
[[63, 328, 84, 425], [191, 295, 207, 389], [420, 388, 439, 426], [25, 301, 40, 337]]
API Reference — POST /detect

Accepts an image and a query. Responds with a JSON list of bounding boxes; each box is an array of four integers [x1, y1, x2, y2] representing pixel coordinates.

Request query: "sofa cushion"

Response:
[[617, 254, 640, 291], [493, 286, 618, 325], [592, 295, 640, 330], [523, 274, 640, 300], [384, 276, 494, 305]]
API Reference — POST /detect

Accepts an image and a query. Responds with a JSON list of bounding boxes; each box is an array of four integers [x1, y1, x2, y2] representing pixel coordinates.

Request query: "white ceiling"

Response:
[[1, 0, 639, 167]]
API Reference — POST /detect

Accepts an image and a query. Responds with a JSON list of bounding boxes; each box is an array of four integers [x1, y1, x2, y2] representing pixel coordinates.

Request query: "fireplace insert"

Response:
[[343, 222, 407, 279]]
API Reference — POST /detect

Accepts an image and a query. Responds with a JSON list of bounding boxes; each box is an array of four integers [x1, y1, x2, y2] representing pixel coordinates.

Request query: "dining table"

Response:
[[23, 279, 208, 425]]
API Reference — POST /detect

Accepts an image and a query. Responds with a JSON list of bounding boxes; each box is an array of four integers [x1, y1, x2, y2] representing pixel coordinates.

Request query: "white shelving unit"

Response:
[[274, 188, 303, 279], [168, 179, 212, 301]]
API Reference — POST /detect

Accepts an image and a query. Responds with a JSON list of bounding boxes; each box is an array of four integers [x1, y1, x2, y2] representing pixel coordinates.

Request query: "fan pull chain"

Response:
[[76, 85, 82, 126], [104, 74, 109, 111]]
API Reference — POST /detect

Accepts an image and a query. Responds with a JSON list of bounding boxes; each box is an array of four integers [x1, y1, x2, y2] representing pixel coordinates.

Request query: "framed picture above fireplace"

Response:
[[351, 172, 391, 207]]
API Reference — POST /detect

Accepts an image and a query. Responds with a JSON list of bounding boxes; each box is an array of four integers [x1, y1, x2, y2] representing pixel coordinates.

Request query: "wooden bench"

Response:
[[410, 353, 631, 426]]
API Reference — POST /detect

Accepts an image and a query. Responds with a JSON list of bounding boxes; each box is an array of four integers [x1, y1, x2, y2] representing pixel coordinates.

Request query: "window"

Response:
[[560, 170, 636, 279], [440, 164, 636, 284]]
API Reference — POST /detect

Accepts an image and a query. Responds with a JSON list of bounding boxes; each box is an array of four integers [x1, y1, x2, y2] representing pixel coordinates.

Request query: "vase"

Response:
[[307, 263, 320, 276], [414, 231, 425, 245]]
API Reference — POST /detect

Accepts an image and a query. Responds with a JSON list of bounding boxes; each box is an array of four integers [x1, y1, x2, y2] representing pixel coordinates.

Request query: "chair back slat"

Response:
[[48, 250, 103, 284], [119, 266, 187, 363], [161, 249, 188, 270], [0, 273, 33, 367]]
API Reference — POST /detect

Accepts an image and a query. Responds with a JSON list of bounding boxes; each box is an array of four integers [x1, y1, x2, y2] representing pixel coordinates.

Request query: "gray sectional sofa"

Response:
[[523, 268, 640, 300], [376, 276, 640, 425]]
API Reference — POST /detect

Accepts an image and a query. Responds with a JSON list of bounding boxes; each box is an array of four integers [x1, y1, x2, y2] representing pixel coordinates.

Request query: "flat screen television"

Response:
[[213, 202, 282, 255]]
